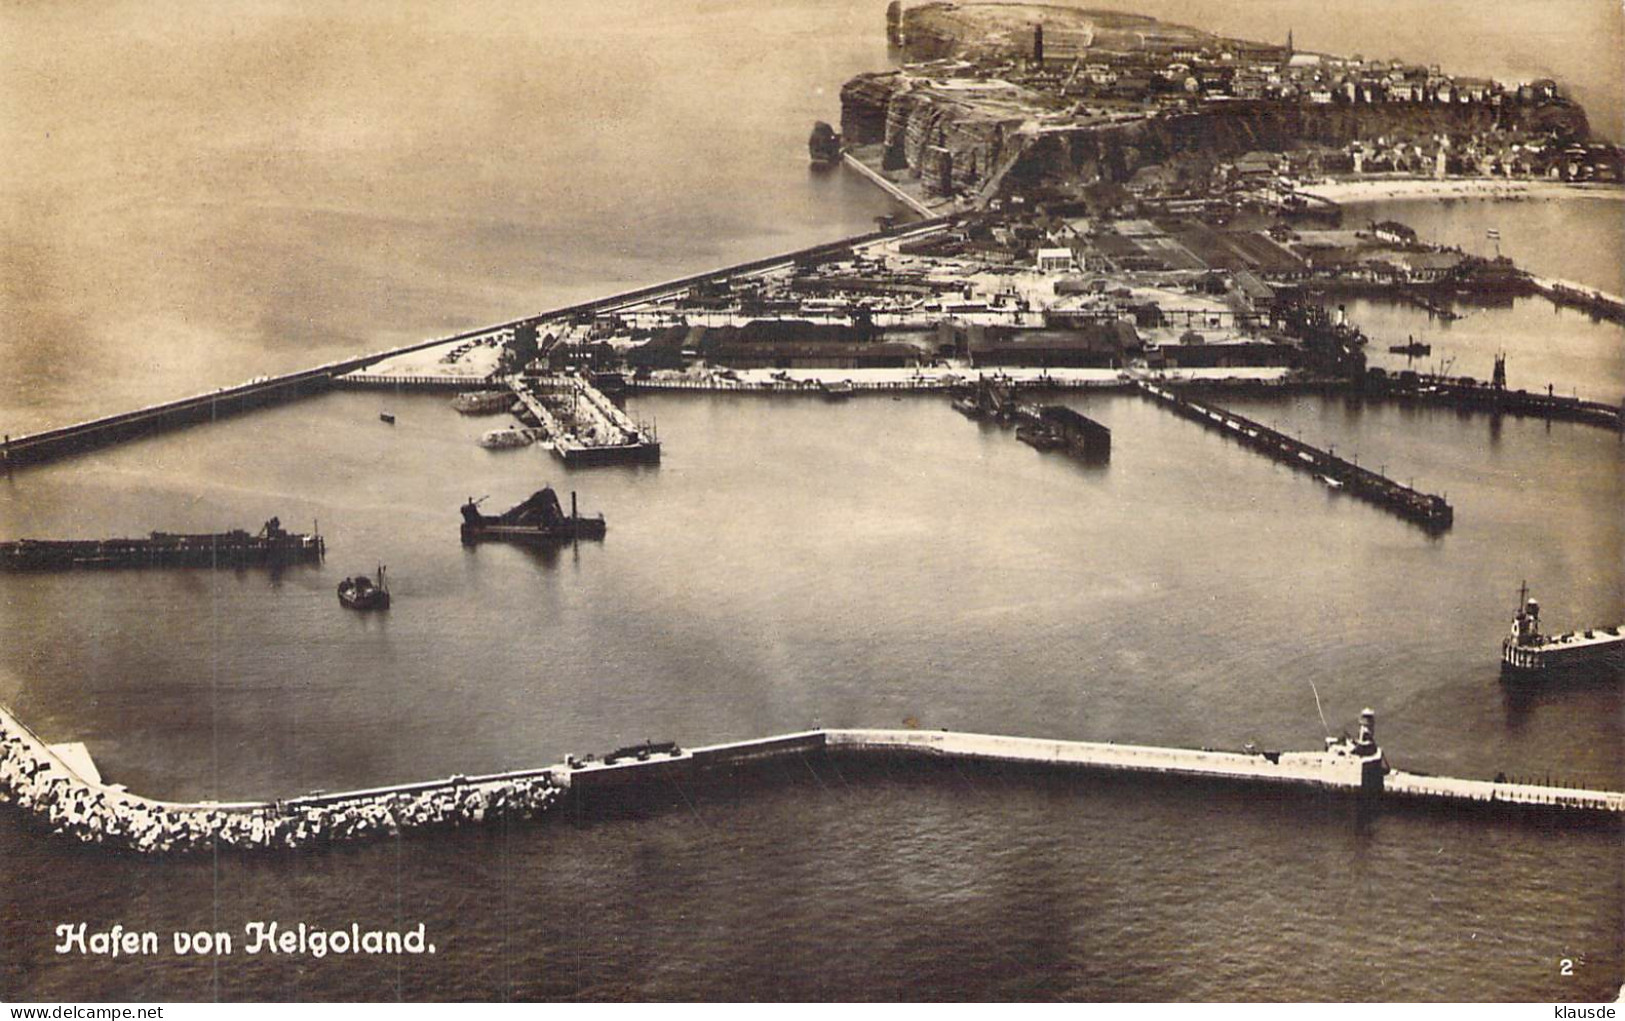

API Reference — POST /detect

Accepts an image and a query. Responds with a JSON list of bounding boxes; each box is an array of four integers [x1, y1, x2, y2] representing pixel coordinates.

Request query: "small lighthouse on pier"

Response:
[[1354, 708, 1387, 790], [1328, 707, 1388, 791]]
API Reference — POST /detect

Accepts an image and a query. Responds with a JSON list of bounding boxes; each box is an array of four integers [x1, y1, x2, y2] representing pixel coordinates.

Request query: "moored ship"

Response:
[[452, 390, 516, 415], [460, 487, 606, 545], [0, 517, 324, 572], [478, 426, 536, 450], [1500, 584, 1625, 677]]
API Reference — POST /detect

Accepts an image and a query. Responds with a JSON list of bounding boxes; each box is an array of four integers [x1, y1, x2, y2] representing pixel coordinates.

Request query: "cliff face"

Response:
[[843, 73, 1027, 196], [844, 71, 1591, 199]]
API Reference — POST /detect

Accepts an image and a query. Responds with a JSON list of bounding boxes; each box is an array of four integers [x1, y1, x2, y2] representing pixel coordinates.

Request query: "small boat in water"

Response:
[[479, 426, 534, 450], [820, 380, 856, 400], [379, 412, 396, 424], [338, 565, 390, 610]]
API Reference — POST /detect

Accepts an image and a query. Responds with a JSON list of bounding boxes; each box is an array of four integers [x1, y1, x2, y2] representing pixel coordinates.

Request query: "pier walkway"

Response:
[[1137, 382, 1455, 532]]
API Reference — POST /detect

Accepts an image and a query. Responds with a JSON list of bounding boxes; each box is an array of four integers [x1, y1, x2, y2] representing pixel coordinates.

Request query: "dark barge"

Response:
[[1016, 406, 1111, 462], [460, 487, 606, 545], [0, 517, 325, 572]]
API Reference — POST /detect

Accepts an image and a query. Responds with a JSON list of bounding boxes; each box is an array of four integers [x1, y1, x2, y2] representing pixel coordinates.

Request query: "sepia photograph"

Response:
[[1, 0, 1621, 1004]]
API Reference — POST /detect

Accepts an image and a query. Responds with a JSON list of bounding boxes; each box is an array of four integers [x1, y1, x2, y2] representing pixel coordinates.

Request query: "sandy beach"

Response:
[[1296, 176, 1622, 205]]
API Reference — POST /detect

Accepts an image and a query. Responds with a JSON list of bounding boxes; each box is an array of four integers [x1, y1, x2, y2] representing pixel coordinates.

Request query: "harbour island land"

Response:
[[1, 1, 1622, 842], [0, 4, 1623, 1003]]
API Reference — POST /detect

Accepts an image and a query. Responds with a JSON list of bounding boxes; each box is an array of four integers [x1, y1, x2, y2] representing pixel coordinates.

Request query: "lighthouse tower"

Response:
[[1353, 708, 1388, 790]]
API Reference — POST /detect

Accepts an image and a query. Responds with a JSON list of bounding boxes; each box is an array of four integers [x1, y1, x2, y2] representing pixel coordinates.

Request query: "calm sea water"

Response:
[[2, 0, 1622, 1003]]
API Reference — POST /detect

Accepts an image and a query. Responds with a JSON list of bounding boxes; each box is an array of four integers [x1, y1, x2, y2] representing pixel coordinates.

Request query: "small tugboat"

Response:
[[1388, 337, 1432, 357], [460, 487, 607, 545], [338, 565, 390, 611], [1501, 582, 1625, 677]]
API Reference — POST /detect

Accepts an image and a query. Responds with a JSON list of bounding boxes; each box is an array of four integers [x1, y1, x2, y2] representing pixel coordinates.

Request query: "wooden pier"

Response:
[[1138, 382, 1454, 532]]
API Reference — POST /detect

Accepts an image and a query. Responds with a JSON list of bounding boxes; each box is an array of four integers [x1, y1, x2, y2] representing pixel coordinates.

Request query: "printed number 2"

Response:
[[1559, 958, 1574, 976]]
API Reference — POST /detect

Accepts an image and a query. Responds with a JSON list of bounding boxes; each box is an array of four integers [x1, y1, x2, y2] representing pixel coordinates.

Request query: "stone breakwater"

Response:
[[7, 703, 1620, 858], [0, 706, 562, 855]]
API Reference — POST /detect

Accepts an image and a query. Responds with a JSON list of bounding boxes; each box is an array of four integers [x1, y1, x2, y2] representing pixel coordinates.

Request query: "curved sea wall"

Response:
[[7, 695, 1621, 859]]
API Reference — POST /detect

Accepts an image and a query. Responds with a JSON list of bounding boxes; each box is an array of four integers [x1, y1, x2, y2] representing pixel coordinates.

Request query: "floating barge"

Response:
[[1016, 405, 1111, 462], [955, 377, 1110, 462], [1138, 382, 1453, 532], [1501, 585, 1625, 677], [0, 517, 324, 572], [460, 487, 606, 545]]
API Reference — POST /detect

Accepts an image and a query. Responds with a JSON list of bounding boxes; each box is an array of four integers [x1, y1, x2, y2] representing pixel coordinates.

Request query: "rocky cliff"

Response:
[[843, 72, 1591, 200]]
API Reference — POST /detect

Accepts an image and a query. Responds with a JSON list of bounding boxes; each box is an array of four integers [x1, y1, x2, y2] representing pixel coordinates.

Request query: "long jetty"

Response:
[[1, 216, 960, 471], [1138, 382, 1455, 532], [3, 698, 1619, 858]]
